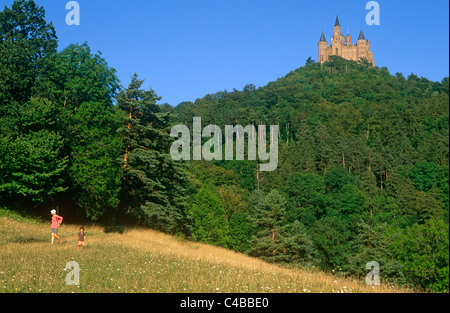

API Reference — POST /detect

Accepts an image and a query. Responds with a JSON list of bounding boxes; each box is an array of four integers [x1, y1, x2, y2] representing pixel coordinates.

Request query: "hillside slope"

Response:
[[0, 211, 409, 293]]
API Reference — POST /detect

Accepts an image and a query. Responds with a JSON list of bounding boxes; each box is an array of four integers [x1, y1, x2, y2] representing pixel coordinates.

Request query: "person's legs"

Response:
[[51, 229, 62, 243], [55, 233, 62, 243]]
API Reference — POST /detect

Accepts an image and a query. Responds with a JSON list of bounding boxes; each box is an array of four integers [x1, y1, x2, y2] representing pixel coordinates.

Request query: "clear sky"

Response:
[[1, 0, 449, 106]]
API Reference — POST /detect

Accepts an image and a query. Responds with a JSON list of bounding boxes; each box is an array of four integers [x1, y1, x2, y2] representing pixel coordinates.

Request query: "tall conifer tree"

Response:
[[117, 74, 190, 234]]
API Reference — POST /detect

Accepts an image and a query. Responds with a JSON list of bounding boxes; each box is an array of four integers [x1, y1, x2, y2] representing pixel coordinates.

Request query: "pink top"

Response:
[[51, 215, 63, 228]]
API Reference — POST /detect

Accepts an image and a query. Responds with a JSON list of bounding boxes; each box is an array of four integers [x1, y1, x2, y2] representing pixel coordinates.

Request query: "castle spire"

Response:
[[358, 29, 366, 40], [334, 15, 340, 27], [319, 31, 327, 42]]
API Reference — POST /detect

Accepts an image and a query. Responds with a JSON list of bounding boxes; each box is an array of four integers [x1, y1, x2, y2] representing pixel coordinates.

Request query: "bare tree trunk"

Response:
[[380, 173, 383, 192], [252, 120, 255, 140], [124, 101, 133, 171], [256, 167, 260, 190], [286, 122, 289, 146], [272, 229, 276, 256]]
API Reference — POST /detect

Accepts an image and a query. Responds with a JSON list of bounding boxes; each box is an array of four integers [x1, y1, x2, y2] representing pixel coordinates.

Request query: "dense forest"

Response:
[[1, 1, 448, 292]]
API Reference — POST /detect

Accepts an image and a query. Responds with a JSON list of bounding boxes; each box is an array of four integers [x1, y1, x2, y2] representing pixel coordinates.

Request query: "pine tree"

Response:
[[281, 220, 318, 265], [117, 74, 190, 234], [248, 190, 288, 263], [347, 220, 406, 286]]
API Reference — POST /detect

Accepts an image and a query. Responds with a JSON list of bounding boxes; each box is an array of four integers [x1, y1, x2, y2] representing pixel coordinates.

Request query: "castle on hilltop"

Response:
[[318, 16, 374, 65]]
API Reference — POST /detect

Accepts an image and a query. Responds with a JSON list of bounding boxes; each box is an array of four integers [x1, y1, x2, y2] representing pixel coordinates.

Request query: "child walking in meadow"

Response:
[[50, 209, 63, 244], [76, 227, 86, 250]]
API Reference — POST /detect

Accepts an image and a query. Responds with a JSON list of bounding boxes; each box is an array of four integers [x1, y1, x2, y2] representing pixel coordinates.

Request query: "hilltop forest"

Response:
[[1, 1, 448, 292]]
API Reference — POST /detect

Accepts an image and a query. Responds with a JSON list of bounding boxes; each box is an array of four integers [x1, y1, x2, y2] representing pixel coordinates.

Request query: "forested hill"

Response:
[[173, 56, 449, 193], [174, 57, 448, 166], [171, 57, 449, 292]]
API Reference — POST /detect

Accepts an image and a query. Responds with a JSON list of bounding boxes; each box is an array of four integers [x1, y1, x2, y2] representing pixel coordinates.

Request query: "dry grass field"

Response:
[[0, 210, 411, 293]]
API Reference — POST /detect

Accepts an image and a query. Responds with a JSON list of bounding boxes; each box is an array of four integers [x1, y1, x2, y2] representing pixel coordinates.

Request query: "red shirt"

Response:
[[51, 215, 63, 228]]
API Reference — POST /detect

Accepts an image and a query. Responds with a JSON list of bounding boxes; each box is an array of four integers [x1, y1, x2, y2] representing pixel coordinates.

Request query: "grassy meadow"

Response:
[[0, 210, 411, 293]]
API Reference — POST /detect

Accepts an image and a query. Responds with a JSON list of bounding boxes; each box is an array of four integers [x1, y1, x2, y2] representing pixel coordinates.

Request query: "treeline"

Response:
[[1, 1, 448, 292]]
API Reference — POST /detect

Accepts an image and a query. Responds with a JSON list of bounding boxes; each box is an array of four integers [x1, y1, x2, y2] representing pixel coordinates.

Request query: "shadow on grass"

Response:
[[9, 236, 48, 244], [103, 225, 125, 234]]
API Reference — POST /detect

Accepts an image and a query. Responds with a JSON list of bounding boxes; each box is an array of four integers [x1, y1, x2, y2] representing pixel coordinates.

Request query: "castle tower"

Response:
[[318, 31, 328, 63], [356, 29, 366, 59], [331, 15, 344, 57], [356, 29, 374, 65], [345, 27, 352, 45], [333, 15, 341, 39]]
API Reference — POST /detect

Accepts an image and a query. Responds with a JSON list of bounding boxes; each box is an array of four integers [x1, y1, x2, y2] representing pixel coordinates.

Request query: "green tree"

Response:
[[392, 218, 449, 292], [281, 220, 318, 265], [0, 98, 67, 204], [49, 43, 122, 220], [0, 0, 64, 208], [248, 190, 288, 263], [117, 74, 190, 234], [216, 185, 248, 219], [281, 172, 325, 226], [417, 130, 447, 165], [228, 211, 253, 253], [347, 220, 406, 286], [215, 160, 256, 191], [337, 184, 368, 216], [47, 43, 119, 110], [324, 167, 355, 192], [415, 187, 445, 223], [67, 101, 123, 220], [305, 57, 315, 65], [0, 0, 57, 106], [312, 216, 353, 271], [409, 161, 441, 192], [190, 185, 229, 247]]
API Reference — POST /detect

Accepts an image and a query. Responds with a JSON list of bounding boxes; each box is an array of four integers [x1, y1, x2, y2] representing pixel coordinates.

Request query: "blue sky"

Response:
[[1, 0, 449, 106]]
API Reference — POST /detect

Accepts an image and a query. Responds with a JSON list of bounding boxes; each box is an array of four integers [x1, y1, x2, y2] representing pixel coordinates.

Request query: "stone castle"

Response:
[[318, 16, 374, 65]]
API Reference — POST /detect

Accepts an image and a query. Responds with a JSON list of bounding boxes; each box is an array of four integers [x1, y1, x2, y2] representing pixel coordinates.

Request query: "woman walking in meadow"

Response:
[[50, 209, 63, 244]]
